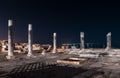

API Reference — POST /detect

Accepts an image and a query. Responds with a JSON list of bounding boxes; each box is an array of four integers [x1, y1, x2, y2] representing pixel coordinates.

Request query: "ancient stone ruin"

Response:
[[0, 20, 120, 78]]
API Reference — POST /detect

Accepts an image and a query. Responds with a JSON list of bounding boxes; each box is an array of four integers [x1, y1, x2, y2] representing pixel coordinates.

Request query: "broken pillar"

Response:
[[52, 32, 57, 53], [80, 32, 85, 51], [6, 20, 15, 59], [27, 24, 36, 58], [41, 49, 46, 55], [105, 32, 111, 51]]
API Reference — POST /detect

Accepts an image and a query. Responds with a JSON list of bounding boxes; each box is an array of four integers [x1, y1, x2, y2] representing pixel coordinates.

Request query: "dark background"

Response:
[[0, 0, 120, 46]]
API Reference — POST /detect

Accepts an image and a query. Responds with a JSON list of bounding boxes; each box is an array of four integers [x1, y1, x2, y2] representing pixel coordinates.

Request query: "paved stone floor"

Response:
[[0, 52, 120, 78]]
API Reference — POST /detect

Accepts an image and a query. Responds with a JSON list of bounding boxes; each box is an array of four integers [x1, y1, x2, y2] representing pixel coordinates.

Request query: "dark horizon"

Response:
[[0, 0, 120, 46]]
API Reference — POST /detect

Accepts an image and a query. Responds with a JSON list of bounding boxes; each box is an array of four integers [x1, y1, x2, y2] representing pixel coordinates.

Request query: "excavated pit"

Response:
[[57, 57, 90, 65]]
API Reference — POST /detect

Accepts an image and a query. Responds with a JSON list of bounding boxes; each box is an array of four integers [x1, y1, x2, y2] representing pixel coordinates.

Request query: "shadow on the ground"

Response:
[[7, 62, 106, 78]]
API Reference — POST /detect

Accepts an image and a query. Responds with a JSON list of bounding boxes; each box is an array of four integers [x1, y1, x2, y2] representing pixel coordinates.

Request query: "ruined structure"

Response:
[[0, 40, 8, 52], [32, 44, 41, 52], [6, 20, 15, 59], [41, 44, 52, 52], [1, 20, 120, 78], [27, 24, 36, 58], [0, 40, 52, 54], [80, 32, 85, 51], [62, 44, 71, 49], [105, 32, 111, 51], [52, 32, 57, 53]]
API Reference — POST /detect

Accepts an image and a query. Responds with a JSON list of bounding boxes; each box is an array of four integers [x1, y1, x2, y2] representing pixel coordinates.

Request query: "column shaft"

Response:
[[53, 32, 56, 53], [80, 32, 85, 50]]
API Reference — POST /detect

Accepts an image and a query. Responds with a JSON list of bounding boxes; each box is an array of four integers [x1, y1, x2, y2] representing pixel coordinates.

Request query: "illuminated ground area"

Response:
[[0, 49, 120, 78]]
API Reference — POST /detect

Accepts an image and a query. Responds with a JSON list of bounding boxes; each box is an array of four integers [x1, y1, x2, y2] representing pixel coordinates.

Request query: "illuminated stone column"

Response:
[[52, 32, 57, 53], [41, 49, 45, 55], [6, 20, 15, 59], [27, 24, 35, 57], [105, 32, 111, 51], [80, 32, 85, 51]]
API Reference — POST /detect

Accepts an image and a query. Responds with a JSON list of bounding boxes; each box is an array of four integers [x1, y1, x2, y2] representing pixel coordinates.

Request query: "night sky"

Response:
[[0, 0, 120, 46]]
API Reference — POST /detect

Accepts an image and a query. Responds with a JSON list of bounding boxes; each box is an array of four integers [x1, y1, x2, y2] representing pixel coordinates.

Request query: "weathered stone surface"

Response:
[[7, 20, 15, 59], [53, 32, 57, 53], [80, 32, 85, 51]]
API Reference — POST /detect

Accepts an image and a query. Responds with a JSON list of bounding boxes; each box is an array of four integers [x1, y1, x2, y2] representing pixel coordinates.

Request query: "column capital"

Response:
[[28, 24, 32, 31], [8, 19, 13, 27], [107, 32, 111, 36]]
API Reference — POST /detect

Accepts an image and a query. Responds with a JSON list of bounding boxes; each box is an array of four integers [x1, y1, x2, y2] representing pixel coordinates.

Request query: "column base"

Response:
[[27, 54, 36, 58], [52, 50, 56, 53], [105, 47, 111, 51], [41, 51, 45, 55], [6, 55, 15, 60], [81, 49, 85, 52]]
